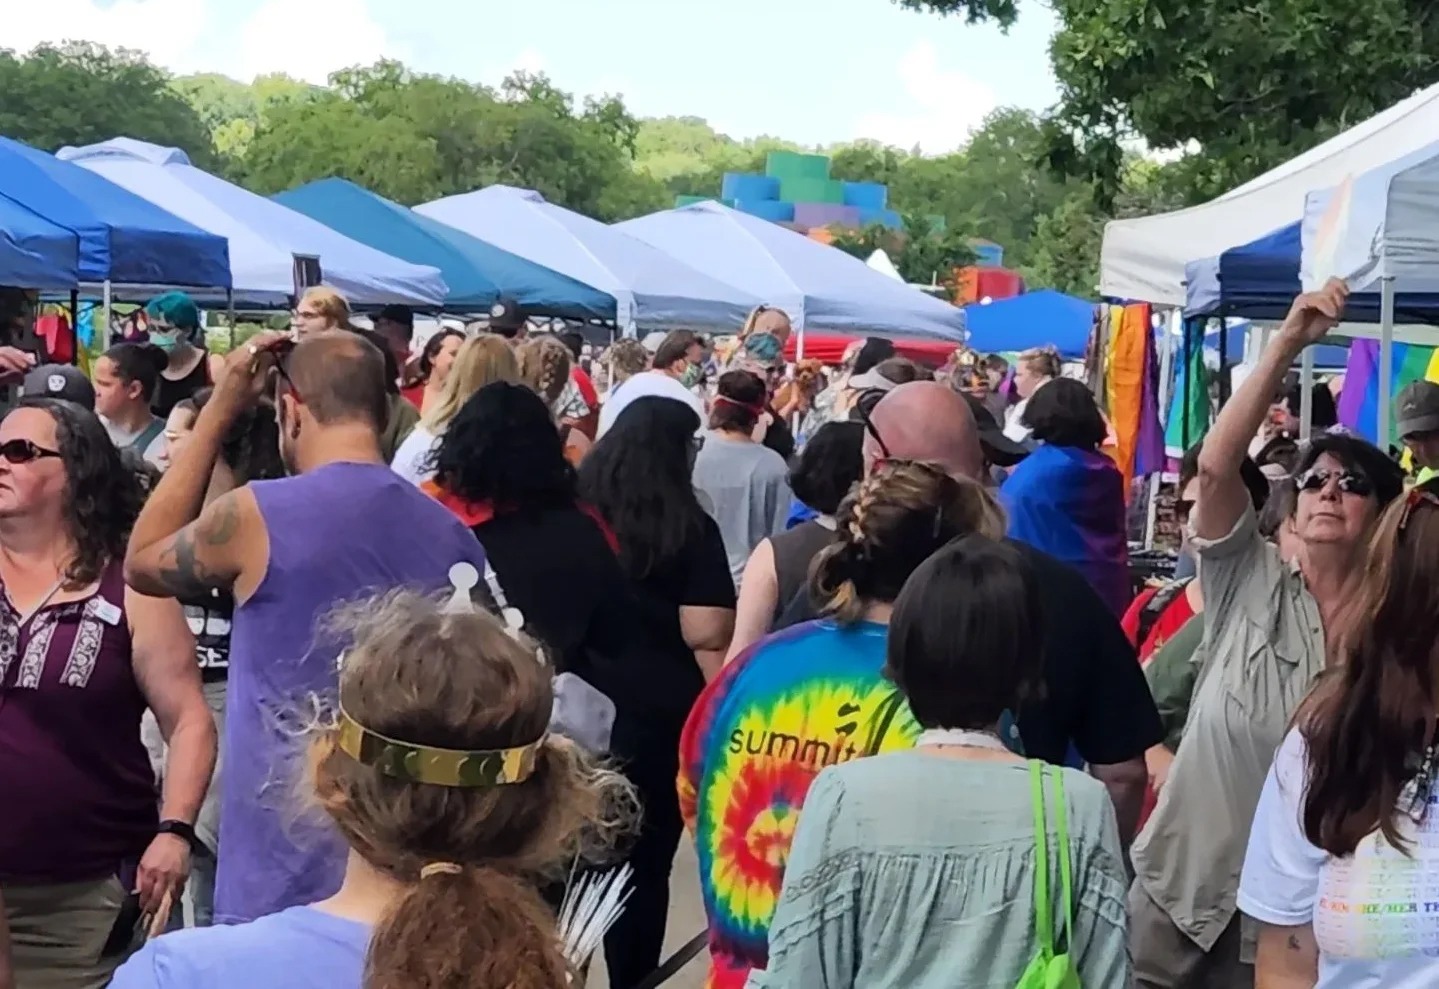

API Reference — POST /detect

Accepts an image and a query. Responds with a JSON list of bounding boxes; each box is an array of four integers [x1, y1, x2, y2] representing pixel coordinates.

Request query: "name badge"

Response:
[[93, 598, 123, 627]]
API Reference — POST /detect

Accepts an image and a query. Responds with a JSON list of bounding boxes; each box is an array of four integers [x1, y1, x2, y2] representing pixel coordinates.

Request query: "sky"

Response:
[[9, 0, 1060, 153]]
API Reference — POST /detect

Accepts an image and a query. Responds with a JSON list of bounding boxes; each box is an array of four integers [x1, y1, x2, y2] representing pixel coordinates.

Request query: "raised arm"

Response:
[[1194, 280, 1346, 541]]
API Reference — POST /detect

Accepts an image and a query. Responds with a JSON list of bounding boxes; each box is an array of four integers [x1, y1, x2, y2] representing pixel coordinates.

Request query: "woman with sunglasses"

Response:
[[1240, 480, 1439, 988], [1129, 279, 1405, 988], [0, 399, 216, 985]]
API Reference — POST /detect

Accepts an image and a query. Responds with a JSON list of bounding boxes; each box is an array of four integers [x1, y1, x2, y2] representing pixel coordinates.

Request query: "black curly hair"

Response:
[[431, 381, 575, 510], [18, 399, 143, 587], [186, 388, 286, 484], [577, 396, 707, 581]]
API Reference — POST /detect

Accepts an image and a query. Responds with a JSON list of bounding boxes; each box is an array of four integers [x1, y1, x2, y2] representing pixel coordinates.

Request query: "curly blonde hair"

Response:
[[310, 590, 633, 989], [811, 461, 1006, 624]]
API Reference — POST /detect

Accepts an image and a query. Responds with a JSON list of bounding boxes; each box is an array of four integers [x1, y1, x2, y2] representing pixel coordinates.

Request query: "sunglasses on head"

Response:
[[0, 439, 61, 465], [1295, 466, 1373, 497]]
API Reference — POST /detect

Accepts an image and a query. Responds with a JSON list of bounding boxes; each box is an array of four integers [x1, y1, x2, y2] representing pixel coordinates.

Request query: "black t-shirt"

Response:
[[775, 538, 1161, 767], [181, 586, 233, 684], [472, 507, 734, 729], [630, 515, 737, 726], [762, 409, 795, 462]]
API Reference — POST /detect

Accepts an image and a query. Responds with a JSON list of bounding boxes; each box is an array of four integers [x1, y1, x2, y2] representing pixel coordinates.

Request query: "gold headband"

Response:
[[335, 707, 543, 787]]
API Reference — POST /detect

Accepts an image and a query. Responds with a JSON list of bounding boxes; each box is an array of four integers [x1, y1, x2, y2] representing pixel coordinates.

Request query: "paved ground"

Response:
[[588, 837, 708, 989]]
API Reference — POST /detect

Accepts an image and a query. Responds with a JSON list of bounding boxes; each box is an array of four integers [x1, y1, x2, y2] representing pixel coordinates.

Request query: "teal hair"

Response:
[[144, 291, 200, 332]]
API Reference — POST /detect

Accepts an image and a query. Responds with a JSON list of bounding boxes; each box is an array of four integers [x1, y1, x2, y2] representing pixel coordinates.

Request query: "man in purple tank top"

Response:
[[126, 329, 486, 925]]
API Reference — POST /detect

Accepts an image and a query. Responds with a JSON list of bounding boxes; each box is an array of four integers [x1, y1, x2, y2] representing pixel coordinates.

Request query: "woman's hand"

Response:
[[136, 832, 191, 920], [1279, 278, 1348, 348]]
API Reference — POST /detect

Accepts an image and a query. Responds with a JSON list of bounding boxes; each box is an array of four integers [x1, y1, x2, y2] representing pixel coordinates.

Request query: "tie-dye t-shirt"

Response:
[[1240, 729, 1439, 988], [678, 619, 920, 989]]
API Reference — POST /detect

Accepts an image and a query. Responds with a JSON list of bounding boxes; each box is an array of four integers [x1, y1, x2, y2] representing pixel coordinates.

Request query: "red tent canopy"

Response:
[[783, 332, 961, 367]]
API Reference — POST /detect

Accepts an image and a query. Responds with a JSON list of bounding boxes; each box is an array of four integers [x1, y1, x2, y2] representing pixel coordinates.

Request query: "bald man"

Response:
[[127, 331, 486, 924], [789, 379, 1160, 841]]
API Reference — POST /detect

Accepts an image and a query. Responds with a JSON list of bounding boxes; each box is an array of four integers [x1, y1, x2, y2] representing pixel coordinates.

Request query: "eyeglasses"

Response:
[[1295, 466, 1374, 497], [0, 439, 61, 465], [854, 397, 893, 460], [1398, 486, 1439, 531]]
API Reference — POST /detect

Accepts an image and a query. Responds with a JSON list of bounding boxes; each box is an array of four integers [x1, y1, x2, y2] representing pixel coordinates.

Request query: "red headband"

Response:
[[714, 394, 766, 416]]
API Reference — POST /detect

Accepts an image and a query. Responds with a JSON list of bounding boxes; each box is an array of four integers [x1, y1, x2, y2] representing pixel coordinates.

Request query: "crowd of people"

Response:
[[0, 277, 1434, 989]]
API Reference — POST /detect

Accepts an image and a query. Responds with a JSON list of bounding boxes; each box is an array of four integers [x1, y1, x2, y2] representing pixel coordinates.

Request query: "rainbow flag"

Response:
[[1338, 338, 1439, 444]]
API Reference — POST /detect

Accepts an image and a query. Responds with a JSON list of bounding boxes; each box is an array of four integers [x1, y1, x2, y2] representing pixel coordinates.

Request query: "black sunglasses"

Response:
[[1295, 466, 1373, 497], [0, 439, 61, 465]]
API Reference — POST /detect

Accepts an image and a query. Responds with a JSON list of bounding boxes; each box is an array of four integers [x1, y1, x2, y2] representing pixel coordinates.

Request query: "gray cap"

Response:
[[22, 364, 95, 411], [1395, 379, 1439, 439]]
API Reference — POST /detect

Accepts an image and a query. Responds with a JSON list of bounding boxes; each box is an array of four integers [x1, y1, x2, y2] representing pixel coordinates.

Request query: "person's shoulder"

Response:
[[112, 908, 366, 987]]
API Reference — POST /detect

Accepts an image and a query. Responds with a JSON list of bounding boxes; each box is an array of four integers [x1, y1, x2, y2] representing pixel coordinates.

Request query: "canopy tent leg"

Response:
[[1378, 277, 1395, 452], [227, 290, 236, 351], [69, 290, 79, 366], [1298, 347, 1316, 441], [101, 280, 112, 354]]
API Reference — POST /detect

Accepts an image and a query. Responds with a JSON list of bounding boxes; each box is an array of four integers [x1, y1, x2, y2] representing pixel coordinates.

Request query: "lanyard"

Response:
[[11, 576, 65, 631]]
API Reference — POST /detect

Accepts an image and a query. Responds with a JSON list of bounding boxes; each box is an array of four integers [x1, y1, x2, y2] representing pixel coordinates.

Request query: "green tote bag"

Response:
[[1014, 761, 1082, 989]]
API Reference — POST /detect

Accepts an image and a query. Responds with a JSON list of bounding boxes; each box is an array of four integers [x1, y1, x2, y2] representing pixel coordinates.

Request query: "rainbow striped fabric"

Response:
[[678, 620, 919, 989], [1337, 339, 1439, 444]]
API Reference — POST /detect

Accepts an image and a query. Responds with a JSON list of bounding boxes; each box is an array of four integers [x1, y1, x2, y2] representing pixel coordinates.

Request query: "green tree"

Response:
[[0, 41, 218, 167], [900, 0, 1439, 203]]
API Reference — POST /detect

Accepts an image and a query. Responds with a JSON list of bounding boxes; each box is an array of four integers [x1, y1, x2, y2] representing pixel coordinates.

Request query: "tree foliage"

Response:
[[0, 41, 220, 169], [900, 0, 1439, 204], [0, 40, 1206, 295]]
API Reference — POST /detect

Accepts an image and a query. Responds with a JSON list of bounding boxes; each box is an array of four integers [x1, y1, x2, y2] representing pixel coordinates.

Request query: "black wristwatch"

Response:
[[157, 819, 203, 854]]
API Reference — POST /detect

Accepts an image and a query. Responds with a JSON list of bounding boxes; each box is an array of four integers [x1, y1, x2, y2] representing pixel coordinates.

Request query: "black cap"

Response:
[[375, 304, 413, 329], [961, 392, 1029, 467], [23, 364, 95, 410]]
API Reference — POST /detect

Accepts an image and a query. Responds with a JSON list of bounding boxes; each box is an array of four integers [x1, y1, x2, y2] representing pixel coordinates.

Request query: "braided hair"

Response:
[[517, 336, 573, 410], [810, 462, 1006, 624]]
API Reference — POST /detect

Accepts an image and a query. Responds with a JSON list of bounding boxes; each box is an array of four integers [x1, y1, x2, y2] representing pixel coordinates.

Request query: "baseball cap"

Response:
[[23, 364, 95, 410], [1396, 380, 1439, 439], [961, 392, 1029, 467]]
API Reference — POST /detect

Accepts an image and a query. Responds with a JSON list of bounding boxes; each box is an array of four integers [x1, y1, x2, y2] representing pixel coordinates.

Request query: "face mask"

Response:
[[680, 364, 703, 388], [148, 330, 180, 353]]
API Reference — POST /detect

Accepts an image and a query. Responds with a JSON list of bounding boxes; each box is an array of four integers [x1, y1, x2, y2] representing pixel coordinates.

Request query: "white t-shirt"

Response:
[[1239, 728, 1439, 988], [597, 371, 705, 437], [389, 423, 439, 486]]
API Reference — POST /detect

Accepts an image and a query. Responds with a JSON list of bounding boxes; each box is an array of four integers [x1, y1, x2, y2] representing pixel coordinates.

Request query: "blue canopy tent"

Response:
[[0, 198, 79, 290], [416, 186, 758, 333], [616, 202, 967, 342], [0, 137, 229, 291], [1186, 219, 1439, 324], [273, 179, 615, 320], [962, 290, 1094, 358]]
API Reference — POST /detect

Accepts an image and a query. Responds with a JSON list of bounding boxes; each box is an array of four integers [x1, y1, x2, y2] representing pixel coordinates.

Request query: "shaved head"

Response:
[[285, 331, 388, 430], [867, 381, 985, 480]]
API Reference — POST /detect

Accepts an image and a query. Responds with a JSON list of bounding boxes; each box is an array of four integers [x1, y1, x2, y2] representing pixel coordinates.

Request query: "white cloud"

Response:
[[852, 39, 998, 154], [233, 0, 403, 84], [506, 47, 547, 77], [4, 0, 403, 85], [4, 0, 209, 70]]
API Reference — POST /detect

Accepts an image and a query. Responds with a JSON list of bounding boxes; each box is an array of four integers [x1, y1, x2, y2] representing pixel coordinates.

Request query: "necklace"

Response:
[[917, 728, 1013, 754]]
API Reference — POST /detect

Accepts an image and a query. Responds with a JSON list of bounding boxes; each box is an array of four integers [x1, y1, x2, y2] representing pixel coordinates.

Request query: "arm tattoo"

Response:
[[154, 496, 240, 596]]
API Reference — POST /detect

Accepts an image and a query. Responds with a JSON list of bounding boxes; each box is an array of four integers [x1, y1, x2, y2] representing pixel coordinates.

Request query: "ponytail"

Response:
[[366, 865, 570, 989]]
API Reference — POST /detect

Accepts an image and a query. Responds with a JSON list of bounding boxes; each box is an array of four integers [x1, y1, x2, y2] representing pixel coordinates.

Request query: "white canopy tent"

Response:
[[1101, 80, 1439, 306], [57, 138, 447, 308], [1302, 140, 1439, 448]]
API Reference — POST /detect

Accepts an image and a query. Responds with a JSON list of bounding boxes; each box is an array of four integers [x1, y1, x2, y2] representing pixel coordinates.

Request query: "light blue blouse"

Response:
[[747, 750, 1132, 988]]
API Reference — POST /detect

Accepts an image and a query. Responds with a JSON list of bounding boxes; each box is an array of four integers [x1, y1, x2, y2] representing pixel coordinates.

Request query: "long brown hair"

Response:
[[810, 461, 1005, 624], [1299, 481, 1439, 856], [310, 590, 631, 989]]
